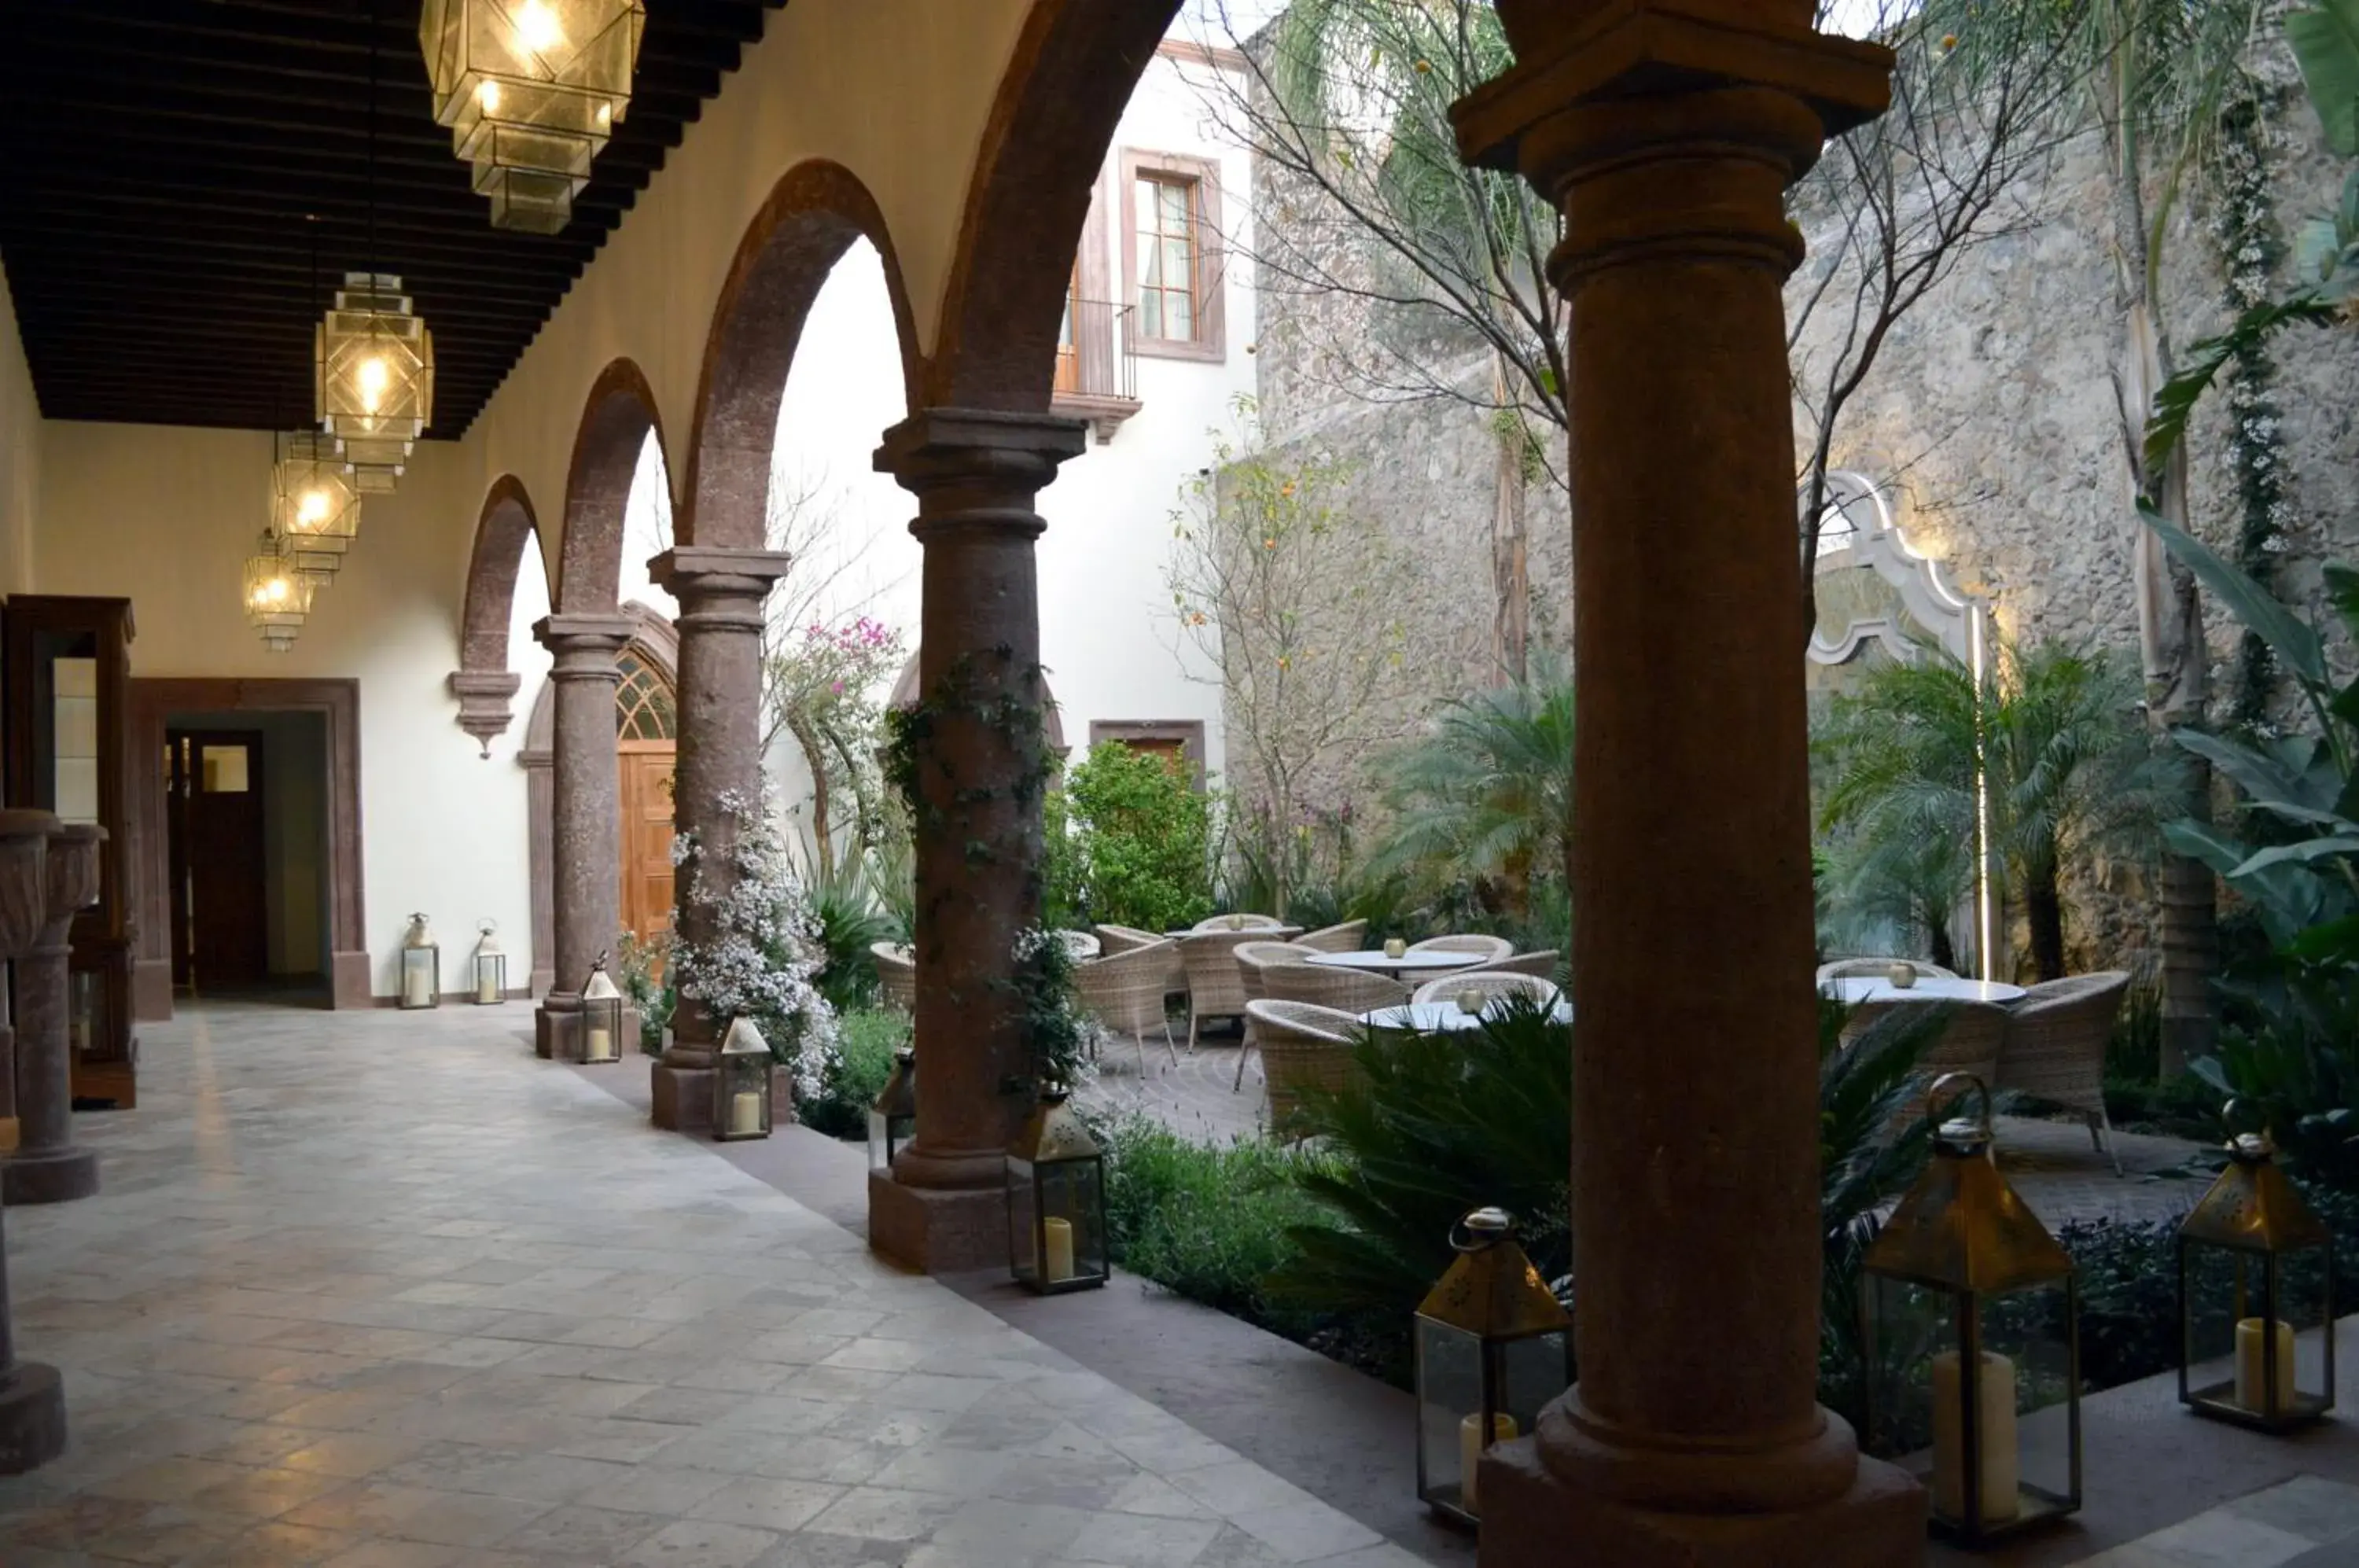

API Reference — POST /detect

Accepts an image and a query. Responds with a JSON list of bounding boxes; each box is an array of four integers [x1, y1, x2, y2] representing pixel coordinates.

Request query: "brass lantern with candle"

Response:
[[399, 912, 440, 1009], [2178, 1117, 2335, 1432], [1862, 1074, 2081, 1544], [713, 1016, 773, 1140], [577, 954, 624, 1063], [271, 431, 361, 587], [1414, 1207, 1572, 1527], [868, 1046, 915, 1172], [471, 920, 506, 1005], [1007, 1088, 1107, 1294]]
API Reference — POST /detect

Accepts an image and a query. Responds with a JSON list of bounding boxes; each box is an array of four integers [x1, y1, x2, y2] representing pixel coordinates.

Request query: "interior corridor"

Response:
[[0, 1003, 1419, 1568]]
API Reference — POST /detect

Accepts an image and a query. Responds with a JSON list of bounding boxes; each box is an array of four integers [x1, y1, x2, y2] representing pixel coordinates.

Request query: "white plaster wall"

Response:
[[35, 425, 536, 1000], [0, 263, 39, 598]]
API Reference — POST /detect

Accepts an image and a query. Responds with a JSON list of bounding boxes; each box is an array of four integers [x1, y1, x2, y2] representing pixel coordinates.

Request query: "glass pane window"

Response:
[[614, 649, 676, 740], [1135, 174, 1199, 343]]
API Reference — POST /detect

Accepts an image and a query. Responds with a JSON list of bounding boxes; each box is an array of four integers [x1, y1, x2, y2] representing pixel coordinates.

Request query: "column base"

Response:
[[868, 1169, 1010, 1274], [330, 950, 372, 1010], [1477, 1434, 1924, 1568], [0, 1360, 67, 1475], [651, 1053, 715, 1134], [2, 1146, 99, 1205], [534, 1002, 572, 1060]]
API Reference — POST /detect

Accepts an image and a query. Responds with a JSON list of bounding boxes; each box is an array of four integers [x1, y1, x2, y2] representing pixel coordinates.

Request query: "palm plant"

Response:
[[1371, 651, 1573, 922], [1817, 639, 2175, 981]]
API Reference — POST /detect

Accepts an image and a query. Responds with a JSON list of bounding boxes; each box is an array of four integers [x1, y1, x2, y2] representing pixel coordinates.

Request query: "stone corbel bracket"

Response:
[[447, 670, 524, 758]]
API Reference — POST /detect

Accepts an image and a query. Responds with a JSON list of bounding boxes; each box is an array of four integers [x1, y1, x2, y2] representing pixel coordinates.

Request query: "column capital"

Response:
[[649, 546, 793, 603], [532, 613, 635, 678], [447, 669, 524, 758], [1452, 4, 1891, 170], [874, 407, 1088, 497]]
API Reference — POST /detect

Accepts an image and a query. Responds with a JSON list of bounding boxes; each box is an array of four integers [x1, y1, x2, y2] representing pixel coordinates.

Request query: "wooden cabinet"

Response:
[[3, 596, 138, 1108]]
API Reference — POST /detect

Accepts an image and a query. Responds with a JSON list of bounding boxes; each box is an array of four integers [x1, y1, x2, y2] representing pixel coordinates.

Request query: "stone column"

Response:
[[2, 823, 104, 1205], [1451, 9, 1922, 1566], [532, 614, 635, 1061], [0, 810, 68, 1473], [867, 408, 1085, 1272], [647, 545, 790, 1132]]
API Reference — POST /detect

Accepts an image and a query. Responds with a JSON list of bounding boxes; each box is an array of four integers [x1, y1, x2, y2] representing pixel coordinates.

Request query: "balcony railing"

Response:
[[1054, 297, 1142, 440]]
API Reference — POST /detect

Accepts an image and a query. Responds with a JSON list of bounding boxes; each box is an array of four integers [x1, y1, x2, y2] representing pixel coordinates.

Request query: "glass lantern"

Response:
[[271, 431, 360, 586], [2179, 1124, 2335, 1431], [419, 0, 646, 232], [713, 1016, 773, 1141], [471, 920, 506, 1004], [578, 955, 623, 1063], [316, 273, 434, 494], [1414, 1207, 1573, 1526], [399, 912, 440, 1009], [243, 536, 315, 653], [868, 1046, 915, 1172], [1007, 1088, 1108, 1294], [1862, 1074, 2081, 1544]]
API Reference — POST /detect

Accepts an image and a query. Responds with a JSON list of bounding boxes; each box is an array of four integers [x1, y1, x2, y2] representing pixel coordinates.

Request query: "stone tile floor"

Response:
[[1080, 1027, 2212, 1231], [0, 1000, 1438, 1568], [2070, 1476, 2359, 1566]]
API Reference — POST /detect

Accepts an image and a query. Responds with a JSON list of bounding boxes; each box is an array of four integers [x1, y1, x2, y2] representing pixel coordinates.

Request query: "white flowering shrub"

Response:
[[671, 785, 841, 1099]]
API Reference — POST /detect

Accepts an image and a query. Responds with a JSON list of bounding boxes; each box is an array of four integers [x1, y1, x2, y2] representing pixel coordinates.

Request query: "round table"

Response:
[[1821, 976, 2027, 1006], [1363, 999, 1574, 1032], [1308, 949, 1485, 983]]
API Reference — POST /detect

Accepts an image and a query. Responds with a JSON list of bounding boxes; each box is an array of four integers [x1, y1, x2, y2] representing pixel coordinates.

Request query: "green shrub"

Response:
[[807, 862, 892, 1014], [1067, 743, 1213, 931], [797, 1007, 907, 1138], [615, 931, 673, 1053]]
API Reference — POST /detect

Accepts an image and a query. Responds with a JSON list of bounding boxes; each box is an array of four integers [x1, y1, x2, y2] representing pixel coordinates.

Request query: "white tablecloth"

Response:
[[1821, 976, 2027, 1006], [1362, 1000, 1573, 1032], [1310, 949, 1484, 981]]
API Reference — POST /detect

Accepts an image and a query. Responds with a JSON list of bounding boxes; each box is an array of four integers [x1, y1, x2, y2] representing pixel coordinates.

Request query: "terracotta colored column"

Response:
[[647, 545, 790, 1132], [532, 614, 635, 1060], [1452, 9, 1923, 1565], [867, 408, 1086, 1272], [2, 823, 104, 1205], [0, 810, 68, 1473]]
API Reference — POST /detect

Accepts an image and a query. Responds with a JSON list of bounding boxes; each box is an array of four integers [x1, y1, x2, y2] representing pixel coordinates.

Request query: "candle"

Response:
[[1382, 938, 1407, 959], [1886, 963, 1918, 990], [1457, 1412, 1517, 1515], [2236, 1316, 2298, 1415], [1044, 1216, 1076, 1283], [728, 1089, 762, 1136], [1930, 1349, 2019, 1526], [403, 960, 432, 1007], [476, 968, 499, 1005], [587, 1023, 613, 1062], [1456, 989, 1486, 1016]]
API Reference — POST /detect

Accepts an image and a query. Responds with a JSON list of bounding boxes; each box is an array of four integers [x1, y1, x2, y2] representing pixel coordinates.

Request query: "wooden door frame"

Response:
[[519, 601, 676, 997], [127, 678, 365, 1015]]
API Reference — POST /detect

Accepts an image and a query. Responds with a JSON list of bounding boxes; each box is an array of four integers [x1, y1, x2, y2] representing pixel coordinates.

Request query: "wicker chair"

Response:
[[1845, 999, 2011, 1127], [1411, 970, 1562, 1009], [1192, 912, 1286, 933], [1055, 929, 1102, 962], [1177, 926, 1301, 1051], [1490, 950, 1562, 980], [1409, 934, 1514, 968], [1299, 919, 1368, 954], [1231, 940, 1324, 1089], [871, 942, 915, 1014], [1246, 999, 1364, 1132], [1817, 956, 1961, 983], [1073, 939, 1182, 1077], [1261, 959, 1410, 1017], [1995, 971, 2132, 1174], [1095, 922, 1183, 995]]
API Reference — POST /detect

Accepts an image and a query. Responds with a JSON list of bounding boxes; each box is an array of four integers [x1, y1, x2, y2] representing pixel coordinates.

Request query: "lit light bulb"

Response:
[[355, 355, 389, 414], [267, 577, 289, 604], [595, 101, 612, 127], [297, 489, 331, 527], [479, 79, 503, 112], [514, 0, 564, 53]]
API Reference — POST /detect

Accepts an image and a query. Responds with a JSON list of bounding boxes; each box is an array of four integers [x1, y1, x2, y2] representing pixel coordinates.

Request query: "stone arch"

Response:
[[449, 474, 544, 756], [928, 0, 1183, 410], [555, 357, 669, 613], [519, 600, 679, 996], [680, 160, 926, 549]]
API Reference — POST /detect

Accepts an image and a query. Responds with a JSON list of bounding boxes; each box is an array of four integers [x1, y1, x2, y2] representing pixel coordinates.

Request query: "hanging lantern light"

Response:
[[868, 1046, 916, 1172], [1413, 1208, 1573, 1526], [1861, 1074, 2081, 1544], [271, 431, 361, 586], [419, 0, 646, 234], [2178, 1117, 2335, 1432], [317, 273, 434, 495], [471, 919, 507, 1005], [242, 534, 314, 653]]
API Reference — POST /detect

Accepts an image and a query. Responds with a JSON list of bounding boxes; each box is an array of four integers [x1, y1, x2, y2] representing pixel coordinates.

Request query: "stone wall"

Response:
[[1243, 36, 2359, 969]]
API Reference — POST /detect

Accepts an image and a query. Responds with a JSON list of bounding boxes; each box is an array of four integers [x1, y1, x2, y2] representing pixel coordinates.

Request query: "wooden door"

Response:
[[617, 742, 675, 949], [167, 730, 268, 988]]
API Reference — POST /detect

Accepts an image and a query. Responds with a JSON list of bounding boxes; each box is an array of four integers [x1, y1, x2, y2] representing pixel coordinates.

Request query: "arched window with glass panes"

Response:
[[614, 648, 676, 741]]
